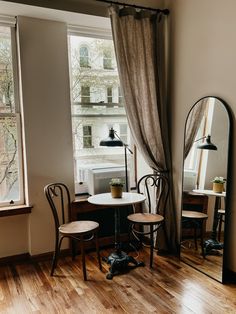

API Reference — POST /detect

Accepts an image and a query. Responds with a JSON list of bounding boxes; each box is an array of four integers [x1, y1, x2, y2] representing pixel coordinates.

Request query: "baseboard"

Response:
[[0, 249, 70, 265]]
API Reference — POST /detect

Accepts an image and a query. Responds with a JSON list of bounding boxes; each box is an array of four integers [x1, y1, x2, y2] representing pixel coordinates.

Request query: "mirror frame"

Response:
[[180, 95, 233, 283]]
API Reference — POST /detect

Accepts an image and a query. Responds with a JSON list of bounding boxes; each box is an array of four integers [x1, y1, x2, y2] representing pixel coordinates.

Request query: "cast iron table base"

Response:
[[104, 250, 144, 280]]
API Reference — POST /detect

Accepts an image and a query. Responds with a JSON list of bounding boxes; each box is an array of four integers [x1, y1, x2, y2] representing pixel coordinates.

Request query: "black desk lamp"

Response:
[[100, 128, 133, 192], [195, 135, 217, 150]]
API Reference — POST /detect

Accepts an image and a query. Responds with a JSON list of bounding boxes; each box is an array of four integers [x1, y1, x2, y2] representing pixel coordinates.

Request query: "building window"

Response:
[[79, 46, 89, 68], [81, 86, 90, 103], [0, 25, 24, 206], [119, 124, 128, 143], [83, 125, 92, 148], [107, 87, 112, 103], [68, 33, 134, 194], [103, 49, 113, 69], [118, 87, 123, 104]]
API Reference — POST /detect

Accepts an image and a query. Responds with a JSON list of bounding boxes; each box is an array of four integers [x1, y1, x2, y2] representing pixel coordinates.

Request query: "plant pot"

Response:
[[110, 186, 123, 198], [213, 182, 224, 193]]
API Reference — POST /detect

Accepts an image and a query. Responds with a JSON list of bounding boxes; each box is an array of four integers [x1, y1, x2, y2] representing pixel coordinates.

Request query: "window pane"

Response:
[[79, 46, 89, 67], [0, 116, 20, 202], [0, 27, 15, 114], [68, 35, 134, 194]]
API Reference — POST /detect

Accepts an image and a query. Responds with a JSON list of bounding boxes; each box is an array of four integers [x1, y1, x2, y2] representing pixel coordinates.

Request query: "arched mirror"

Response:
[[181, 96, 231, 283]]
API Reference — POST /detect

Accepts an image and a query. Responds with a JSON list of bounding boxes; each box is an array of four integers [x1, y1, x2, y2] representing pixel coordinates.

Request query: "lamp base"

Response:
[[103, 250, 144, 280], [204, 239, 223, 255]]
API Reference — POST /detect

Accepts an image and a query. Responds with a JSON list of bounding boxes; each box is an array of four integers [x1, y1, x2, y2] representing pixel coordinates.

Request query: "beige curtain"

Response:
[[109, 6, 178, 253], [185, 100, 206, 158]]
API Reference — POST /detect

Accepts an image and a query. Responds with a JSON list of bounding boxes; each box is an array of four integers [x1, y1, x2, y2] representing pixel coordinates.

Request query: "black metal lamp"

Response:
[[100, 128, 133, 192], [195, 135, 217, 150]]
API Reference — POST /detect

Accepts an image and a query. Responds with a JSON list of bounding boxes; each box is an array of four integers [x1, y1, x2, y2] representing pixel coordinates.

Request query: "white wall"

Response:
[[167, 0, 236, 272], [17, 16, 74, 256]]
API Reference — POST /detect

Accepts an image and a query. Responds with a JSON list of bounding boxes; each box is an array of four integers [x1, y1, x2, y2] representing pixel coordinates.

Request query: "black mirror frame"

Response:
[[180, 95, 234, 284]]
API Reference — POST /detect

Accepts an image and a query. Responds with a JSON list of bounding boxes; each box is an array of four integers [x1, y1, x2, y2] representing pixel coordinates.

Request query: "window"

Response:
[[68, 33, 134, 194], [103, 49, 113, 69], [107, 87, 112, 103], [81, 86, 90, 103], [118, 87, 123, 104], [0, 25, 24, 206], [79, 46, 89, 68], [83, 125, 92, 148]]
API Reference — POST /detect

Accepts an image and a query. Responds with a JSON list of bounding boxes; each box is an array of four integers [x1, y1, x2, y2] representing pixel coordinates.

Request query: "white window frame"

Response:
[[0, 20, 24, 206]]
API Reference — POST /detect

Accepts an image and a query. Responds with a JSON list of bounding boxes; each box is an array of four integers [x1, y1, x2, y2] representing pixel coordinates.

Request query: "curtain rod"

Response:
[[96, 0, 170, 15]]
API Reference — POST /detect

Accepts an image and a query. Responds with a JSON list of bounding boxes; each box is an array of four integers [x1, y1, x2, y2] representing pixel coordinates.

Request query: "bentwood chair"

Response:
[[44, 183, 102, 280], [127, 173, 169, 268], [182, 210, 208, 258]]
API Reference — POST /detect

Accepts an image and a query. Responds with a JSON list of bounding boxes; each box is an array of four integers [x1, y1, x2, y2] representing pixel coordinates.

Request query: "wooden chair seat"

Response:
[[59, 221, 99, 236], [182, 210, 208, 220], [127, 213, 164, 225]]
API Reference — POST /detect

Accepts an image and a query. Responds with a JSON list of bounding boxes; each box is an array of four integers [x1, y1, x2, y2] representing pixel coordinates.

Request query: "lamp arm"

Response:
[[194, 135, 207, 143], [114, 130, 133, 154]]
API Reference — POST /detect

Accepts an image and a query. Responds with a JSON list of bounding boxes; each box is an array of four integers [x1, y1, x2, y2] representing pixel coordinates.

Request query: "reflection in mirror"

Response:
[[181, 97, 230, 283]]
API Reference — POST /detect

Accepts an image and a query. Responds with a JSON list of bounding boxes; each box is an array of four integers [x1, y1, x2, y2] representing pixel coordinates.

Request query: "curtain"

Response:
[[184, 100, 206, 158], [109, 6, 177, 253]]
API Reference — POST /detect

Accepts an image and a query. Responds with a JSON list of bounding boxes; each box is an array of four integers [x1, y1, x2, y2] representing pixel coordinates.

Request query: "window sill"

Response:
[[0, 205, 33, 217]]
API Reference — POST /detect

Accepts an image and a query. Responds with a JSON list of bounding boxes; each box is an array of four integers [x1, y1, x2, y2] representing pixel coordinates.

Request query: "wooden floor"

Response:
[[181, 239, 223, 282], [0, 248, 235, 314]]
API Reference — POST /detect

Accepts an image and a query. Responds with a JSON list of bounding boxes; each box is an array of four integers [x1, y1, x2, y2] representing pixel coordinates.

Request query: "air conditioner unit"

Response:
[[75, 163, 128, 195], [87, 166, 128, 195], [183, 170, 197, 191]]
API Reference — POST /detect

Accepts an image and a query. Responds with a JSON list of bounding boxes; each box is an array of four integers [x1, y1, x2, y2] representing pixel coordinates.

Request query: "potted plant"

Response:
[[110, 178, 124, 198], [212, 176, 226, 193]]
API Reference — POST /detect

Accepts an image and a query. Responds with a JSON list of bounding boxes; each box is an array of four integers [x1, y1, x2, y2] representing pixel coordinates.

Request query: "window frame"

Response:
[[0, 24, 24, 207]]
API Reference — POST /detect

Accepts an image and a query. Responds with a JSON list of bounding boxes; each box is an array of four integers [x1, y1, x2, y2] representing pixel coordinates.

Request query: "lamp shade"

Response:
[[99, 128, 123, 147], [197, 135, 217, 150]]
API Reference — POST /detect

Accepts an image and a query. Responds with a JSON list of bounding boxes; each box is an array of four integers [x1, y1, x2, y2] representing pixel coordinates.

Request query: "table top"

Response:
[[88, 192, 146, 206], [193, 189, 226, 197]]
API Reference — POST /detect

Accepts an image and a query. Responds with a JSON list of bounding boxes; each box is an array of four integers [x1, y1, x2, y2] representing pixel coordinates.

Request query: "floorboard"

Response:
[[0, 248, 235, 313]]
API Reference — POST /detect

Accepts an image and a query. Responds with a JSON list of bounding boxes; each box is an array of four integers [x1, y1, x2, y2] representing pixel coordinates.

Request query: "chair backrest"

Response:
[[137, 173, 169, 216], [44, 183, 71, 231]]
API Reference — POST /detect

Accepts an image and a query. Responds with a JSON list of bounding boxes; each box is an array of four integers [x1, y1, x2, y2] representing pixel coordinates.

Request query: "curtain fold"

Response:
[[184, 100, 206, 158], [109, 6, 177, 253]]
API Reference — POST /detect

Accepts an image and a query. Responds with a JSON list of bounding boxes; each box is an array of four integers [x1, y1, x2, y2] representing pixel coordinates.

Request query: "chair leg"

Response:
[[218, 214, 223, 242], [51, 236, 63, 276], [71, 238, 77, 261], [80, 236, 87, 281], [200, 221, 205, 258], [194, 224, 198, 250], [95, 231, 102, 270], [150, 225, 154, 268]]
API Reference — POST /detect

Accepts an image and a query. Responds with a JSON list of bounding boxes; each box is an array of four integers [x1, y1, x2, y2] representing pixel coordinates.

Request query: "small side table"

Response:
[[88, 192, 146, 279]]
